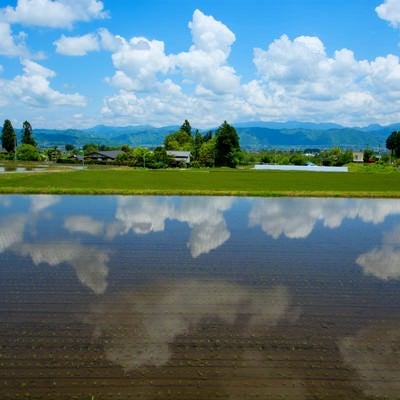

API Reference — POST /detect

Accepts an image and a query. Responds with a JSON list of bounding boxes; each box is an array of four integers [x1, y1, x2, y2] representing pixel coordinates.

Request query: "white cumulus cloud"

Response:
[[0, 59, 86, 107], [54, 33, 100, 56], [0, 22, 28, 57], [376, 0, 400, 27], [1, 0, 107, 28]]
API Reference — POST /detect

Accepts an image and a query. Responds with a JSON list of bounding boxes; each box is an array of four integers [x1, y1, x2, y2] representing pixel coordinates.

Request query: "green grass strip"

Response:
[[0, 168, 399, 197]]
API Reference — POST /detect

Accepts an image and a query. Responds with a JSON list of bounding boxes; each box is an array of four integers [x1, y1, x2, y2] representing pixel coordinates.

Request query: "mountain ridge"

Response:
[[18, 121, 397, 149]]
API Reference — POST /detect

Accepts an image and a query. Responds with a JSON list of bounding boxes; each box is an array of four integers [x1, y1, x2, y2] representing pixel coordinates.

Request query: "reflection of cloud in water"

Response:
[[106, 197, 174, 238], [357, 247, 400, 280], [0, 196, 11, 207], [107, 197, 234, 257], [249, 198, 400, 239], [0, 215, 26, 253], [30, 195, 60, 213], [339, 322, 400, 397], [64, 215, 104, 236], [18, 242, 109, 294], [85, 281, 292, 370], [175, 197, 233, 257], [188, 219, 229, 257], [356, 225, 400, 280]]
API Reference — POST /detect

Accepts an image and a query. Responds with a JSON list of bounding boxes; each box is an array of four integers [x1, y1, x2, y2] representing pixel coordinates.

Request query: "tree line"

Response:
[[2, 117, 400, 167], [1, 119, 41, 161]]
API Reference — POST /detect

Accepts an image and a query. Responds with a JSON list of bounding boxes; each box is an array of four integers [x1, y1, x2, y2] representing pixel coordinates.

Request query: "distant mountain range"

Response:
[[20, 121, 398, 150]]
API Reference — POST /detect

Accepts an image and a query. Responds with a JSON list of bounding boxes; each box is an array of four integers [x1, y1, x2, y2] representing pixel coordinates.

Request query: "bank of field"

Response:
[[0, 168, 399, 197]]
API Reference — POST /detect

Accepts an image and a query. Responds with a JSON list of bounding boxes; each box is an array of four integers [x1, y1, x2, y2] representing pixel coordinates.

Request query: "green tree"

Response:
[[363, 148, 374, 163], [16, 144, 40, 161], [153, 146, 170, 167], [199, 139, 216, 167], [83, 143, 99, 155], [337, 149, 353, 165], [180, 119, 192, 136], [214, 121, 241, 167], [192, 129, 203, 161], [21, 121, 36, 147], [164, 129, 193, 150], [1, 119, 16, 153], [386, 131, 400, 159], [289, 152, 306, 165], [65, 144, 75, 152]]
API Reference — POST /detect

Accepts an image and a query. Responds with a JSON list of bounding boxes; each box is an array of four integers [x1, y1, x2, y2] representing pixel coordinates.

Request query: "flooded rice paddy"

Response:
[[0, 195, 400, 400]]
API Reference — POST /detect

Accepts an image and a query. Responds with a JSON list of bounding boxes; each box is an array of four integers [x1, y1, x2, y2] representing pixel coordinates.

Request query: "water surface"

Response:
[[0, 195, 400, 400]]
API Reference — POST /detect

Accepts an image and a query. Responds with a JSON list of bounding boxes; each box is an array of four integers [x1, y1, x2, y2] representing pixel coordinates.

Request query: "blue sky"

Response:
[[1, 0, 400, 128]]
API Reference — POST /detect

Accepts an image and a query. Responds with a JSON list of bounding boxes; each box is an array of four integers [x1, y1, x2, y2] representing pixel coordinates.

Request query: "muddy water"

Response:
[[0, 195, 400, 400]]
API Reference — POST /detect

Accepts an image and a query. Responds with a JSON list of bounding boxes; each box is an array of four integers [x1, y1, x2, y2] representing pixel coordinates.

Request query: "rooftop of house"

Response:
[[166, 150, 191, 157], [87, 150, 124, 159]]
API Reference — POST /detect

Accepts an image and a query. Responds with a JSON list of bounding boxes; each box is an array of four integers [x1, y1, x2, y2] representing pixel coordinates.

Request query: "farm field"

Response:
[[0, 166, 399, 197], [1, 195, 400, 399]]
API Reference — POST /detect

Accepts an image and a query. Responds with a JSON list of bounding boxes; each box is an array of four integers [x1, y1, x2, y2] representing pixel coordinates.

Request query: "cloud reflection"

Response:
[[104, 196, 234, 257], [85, 280, 292, 370], [0, 196, 110, 294], [339, 322, 400, 397], [0, 196, 11, 207], [0, 215, 26, 252], [356, 225, 400, 280], [64, 215, 105, 236], [30, 194, 60, 213], [249, 198, 400, 239], [18, 242, 109, 294]]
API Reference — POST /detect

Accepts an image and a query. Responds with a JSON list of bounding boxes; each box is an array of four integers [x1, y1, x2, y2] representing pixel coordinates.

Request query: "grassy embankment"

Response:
[[0, 166, 399, 197]]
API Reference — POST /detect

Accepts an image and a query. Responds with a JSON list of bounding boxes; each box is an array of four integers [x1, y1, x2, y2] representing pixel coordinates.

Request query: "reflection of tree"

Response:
[[85, 280, 292, 370], [339, 322, 400, 398], [249, 198, 400, 239]]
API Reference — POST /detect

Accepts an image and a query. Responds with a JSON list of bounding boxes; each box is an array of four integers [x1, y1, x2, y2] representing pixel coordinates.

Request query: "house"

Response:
[[0, 147, 7, 154], [85, 150, 123, 161], [353, 151, 364, 163], [166, 150, 191, 165]]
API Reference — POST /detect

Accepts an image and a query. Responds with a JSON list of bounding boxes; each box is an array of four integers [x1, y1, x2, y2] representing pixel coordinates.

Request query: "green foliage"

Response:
[[153, 146, 170, 168], [21, 121, 36, 147], [214, 121, 241, 168], [164, 129, 193, 151], [319, 148, 353, 166], [198, 139, 216, 167], [289, 153, 306, 166], [16, 144, 40, 161], [363, 148, 374, 163], [1, 119, 16, 153], [47, 147, 62, 161], [65, 144, 75, 152], [386, 131, 400, 158], [83, 143, 99, 155], [338, 149, 353, 165], [180, 119, 192, 136]]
